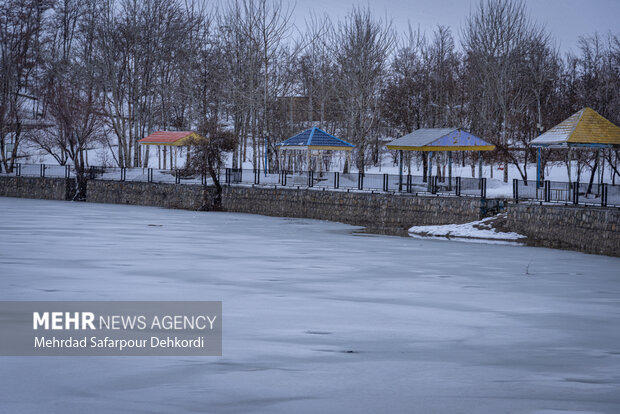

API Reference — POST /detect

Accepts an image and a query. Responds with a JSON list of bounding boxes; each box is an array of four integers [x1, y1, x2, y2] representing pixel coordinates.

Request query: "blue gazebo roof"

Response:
[[386, 128, 495, 152], [277, 127, 354, 150]]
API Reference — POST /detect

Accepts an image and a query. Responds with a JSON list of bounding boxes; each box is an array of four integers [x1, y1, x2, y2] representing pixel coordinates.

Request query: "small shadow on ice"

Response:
[[564, 377, 615, 385], [313, 348, 359, 354]]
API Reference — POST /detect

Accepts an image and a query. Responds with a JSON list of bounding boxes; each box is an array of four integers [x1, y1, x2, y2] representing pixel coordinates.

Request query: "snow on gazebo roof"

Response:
[[138, 131, 205, 146], [530, 107, 620, 148], [277, 127, 354, 151], [386, 128, 495, 151]]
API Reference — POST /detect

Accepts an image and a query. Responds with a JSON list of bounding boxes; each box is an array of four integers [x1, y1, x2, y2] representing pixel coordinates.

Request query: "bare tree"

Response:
[[35, 0, 103, 199], [462, 0, 547, 182], [186, 125, 236, 209], [0, 0, 50, 173], [333, 7, 394, 172]]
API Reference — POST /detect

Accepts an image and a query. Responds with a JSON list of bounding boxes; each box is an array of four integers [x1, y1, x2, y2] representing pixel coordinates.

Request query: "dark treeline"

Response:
[[1, 0, 619, 183]]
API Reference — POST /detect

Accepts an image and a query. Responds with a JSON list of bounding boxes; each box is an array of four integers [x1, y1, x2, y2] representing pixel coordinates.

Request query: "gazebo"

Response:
[[386, 128, 495, 190], [276, 127, 354, 173], [138, 131, 206, 170], [530, 107, 620, 187]]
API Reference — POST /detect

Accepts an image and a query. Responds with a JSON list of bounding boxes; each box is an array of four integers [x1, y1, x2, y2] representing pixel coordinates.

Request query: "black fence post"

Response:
[[601, 183, 608, 207], [513, 179, 518, 203], [572, 181, 579, 205], [283, 170, 288, 186], [358, 173, 364, 190], [16, 163, 21, 177], [406, 175, 412, 193], [175, 169, 180, 184], [148, 168, 153, 183], [40, 164, 45, 178], [254, 168, 260, 185], [480, 178, 487, 198], [90, 166, 95, 180], [334, 172, 339, 189], [65, 165, 70, 179], [225, 168, 230, 185], [120, 167, 126, 181], [383, 173, 388, 192], [456, 176, 461, 197], [544, 180, 550, 202]]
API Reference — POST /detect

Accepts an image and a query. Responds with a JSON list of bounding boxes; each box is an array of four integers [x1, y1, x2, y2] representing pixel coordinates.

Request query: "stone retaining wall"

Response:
[[0, 176, 69, 200], [2, 176, 619, 256], [86, 180, 482, 234], [507, 203, 620, 256], [221, 186, 480, 234], [86, 180, 217, 211]]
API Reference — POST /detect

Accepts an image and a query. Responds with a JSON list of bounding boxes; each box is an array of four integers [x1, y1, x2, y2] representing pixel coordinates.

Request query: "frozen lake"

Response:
[[1, 196, 619, 413]]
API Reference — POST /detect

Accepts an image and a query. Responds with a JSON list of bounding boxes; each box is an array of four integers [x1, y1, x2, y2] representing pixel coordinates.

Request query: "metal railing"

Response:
[[423, 176, 486, 198], [9, 163, 72, 179], [216, 168, 488, 197], [513, 179, 619, 207]]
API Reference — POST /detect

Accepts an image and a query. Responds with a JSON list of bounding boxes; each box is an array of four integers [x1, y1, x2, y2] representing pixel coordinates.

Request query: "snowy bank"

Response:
[[408, 213, 526, 242]]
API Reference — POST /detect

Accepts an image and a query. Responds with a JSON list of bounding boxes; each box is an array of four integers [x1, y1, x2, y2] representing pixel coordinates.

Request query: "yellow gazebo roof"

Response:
[[531, 108, 620, 148]]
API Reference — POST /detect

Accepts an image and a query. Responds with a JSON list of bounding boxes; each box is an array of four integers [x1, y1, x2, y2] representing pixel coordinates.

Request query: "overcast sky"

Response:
[[283, 0, 619, 54]]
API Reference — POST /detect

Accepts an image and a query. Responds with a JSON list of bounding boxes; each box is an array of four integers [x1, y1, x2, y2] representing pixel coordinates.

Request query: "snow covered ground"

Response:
[[409, 214, 525, 243], [1, 197, 620, 413]]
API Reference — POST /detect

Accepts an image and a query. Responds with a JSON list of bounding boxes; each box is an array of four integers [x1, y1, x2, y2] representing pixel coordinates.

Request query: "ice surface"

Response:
[[1, 197, 619, 414]]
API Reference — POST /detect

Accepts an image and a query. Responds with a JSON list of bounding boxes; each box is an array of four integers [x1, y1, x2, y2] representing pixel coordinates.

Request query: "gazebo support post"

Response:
[[163, 146, 167, 170], [567, 147, 572, 186], [345, 151, 351, 174], [536, 147, 541, 189], [478, 151, 482, 179], [398, 150, 403, 192], [600, 150, 604, 186], [448, 151, 453, 190], [306, 148, 311, 172], [596, 149, 601, 187], [428, 152, 433, 180]]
